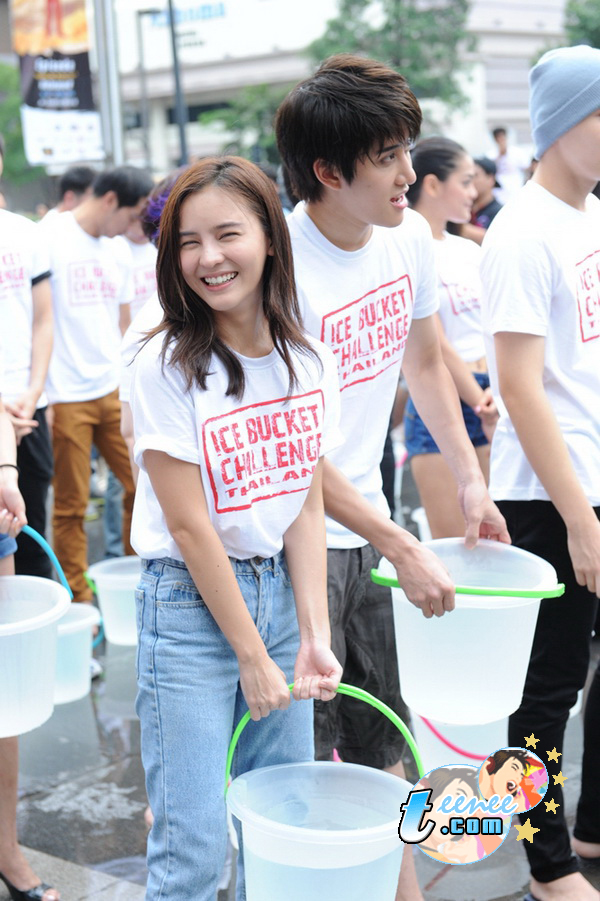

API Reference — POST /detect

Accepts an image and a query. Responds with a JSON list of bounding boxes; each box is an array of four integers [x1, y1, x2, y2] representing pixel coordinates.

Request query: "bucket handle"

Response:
[[371, 568, 565, 599], [418, 715, 488, 762], [21, 525, 73, 599], [225, 681, 424, 795]]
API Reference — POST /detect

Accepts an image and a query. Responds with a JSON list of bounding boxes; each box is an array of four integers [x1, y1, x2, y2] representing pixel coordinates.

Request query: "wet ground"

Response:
[[7, 465, 600, 901]]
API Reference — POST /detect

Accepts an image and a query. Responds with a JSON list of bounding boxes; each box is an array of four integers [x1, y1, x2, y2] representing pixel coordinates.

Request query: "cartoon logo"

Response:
[[478, 747, 548, 814]]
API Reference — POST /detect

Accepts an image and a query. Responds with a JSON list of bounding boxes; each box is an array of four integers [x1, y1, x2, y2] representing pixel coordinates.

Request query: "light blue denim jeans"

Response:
[[135, 551, 314, 901]]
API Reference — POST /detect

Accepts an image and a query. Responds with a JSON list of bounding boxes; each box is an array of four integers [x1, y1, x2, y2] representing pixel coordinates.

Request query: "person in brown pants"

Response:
[[43, 166, 153, 601]]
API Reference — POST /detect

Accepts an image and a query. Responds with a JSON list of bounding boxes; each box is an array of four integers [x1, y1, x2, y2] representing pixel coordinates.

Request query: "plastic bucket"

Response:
[[377, 538, 559, 724], [225, 683, 421, 901], [228, 762, 411, 901], [0, 576, 70, 737], [55, 603, 102, 704], [87, 556, 141, 645]]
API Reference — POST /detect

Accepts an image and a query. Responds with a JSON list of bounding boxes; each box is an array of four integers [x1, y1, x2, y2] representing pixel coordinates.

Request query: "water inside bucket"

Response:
[[227, 762, 409, 901], [0, 576, 70, 736], [379, 539, 558, 724], [88, 556, 141, 645]]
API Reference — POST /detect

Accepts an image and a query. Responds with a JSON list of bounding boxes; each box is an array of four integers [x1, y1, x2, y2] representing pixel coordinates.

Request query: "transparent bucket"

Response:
[[228, 761, 410, 901], [377, 538, 559, 724], [87, 556, 141, 646], [55, 603, 102, 704], [0, 575, 71, 736]]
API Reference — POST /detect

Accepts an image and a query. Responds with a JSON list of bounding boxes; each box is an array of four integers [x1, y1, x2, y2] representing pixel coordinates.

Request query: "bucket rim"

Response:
[[57, 603, 102, 635], [227, 761, 410, 845], [379, 537, 558, 608], [0, 576, 71, 635], [87, 557, 141, 583]]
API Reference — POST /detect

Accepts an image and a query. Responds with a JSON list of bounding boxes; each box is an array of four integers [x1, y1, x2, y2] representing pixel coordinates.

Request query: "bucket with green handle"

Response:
[[226, 683, 423, 901], [371, 538, 565, 725]]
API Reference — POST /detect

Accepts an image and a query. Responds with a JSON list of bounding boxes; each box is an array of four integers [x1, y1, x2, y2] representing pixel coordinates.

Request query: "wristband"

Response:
[[0, 463, 19, 474]]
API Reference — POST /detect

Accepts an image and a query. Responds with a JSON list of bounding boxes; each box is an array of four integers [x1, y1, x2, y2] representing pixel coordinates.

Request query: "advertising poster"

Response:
[[9, 0, 104, 165]]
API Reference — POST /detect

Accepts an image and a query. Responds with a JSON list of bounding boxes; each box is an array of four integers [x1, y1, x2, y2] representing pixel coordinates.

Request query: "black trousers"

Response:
[[499, 500, 600, 884], [15, 406, 54, 579]]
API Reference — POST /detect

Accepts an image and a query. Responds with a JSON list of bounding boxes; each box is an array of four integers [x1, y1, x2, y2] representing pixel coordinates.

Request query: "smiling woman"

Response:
[[128, 156, 344, 901]]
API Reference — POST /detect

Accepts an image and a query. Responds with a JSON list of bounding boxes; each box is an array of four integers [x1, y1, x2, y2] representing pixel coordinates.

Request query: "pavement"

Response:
[[6, 467, 600, 901]]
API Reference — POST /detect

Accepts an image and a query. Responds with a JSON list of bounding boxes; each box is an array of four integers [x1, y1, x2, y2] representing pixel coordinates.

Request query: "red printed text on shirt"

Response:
[[67, 259, 118, 305], [202, 390, 324, 513], [320, 275, 413, 391], [0, 248, 26, 298], [576, 249, 600, 342]]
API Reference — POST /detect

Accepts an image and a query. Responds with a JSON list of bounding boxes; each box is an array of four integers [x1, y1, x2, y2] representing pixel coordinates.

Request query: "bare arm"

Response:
[[120, 401, 138, 485], [283, 459, 342, 700], [495, 332, 600, 596], [402, 315, 509, 545], [434, 316, 498, 441], [0, 397, 27, 536], [119, 303, 132, 336], [144, 449, 290, 721]]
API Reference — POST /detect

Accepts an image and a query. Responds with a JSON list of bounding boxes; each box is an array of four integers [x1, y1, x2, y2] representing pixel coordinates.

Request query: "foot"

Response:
[[0, 846, 60, 900], [530, 872, 600, 900], [573, 838, 600, 859]]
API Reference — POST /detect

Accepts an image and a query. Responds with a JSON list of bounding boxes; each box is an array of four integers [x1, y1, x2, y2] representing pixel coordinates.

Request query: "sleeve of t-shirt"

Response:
[[480, 233, 553, 337], [30, 221, 50, 281], [131, 340, 201, 471], [410, 214, 440, 320], [315, 342, 345, 457]]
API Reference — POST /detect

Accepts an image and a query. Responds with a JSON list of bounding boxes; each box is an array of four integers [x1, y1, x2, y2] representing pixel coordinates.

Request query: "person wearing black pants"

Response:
[[501, 501, 600, 886], [14, 407, 54, 579], [480, 45, 600, 901]]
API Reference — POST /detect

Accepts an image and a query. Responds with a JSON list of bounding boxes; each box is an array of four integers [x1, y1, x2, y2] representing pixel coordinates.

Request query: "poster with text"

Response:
[[9, 0, 104, 165]]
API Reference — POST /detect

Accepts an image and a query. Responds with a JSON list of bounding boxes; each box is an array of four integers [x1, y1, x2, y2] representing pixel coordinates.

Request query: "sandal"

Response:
[[0, 872, 60, 901]]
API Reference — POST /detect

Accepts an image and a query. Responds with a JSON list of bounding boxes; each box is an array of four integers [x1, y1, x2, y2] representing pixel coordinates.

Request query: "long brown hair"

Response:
[[153, 156, 319, 399]]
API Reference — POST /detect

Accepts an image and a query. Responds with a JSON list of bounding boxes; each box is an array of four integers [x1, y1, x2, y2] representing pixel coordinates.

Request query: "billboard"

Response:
[[9, 0, 104, 165]]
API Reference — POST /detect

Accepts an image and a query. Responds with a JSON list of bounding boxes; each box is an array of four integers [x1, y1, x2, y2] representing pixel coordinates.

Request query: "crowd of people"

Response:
[[0, 43, 599, 901]]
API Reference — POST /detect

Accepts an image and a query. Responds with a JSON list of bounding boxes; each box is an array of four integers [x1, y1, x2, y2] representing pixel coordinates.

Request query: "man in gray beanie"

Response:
[[480, 45, 600, 901]]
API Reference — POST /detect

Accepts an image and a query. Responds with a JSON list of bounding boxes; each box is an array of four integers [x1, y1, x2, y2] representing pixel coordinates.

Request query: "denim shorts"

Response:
[[135, 551, 314, 901], [405, 371, 490, 458], [0, 533, 17, 560]]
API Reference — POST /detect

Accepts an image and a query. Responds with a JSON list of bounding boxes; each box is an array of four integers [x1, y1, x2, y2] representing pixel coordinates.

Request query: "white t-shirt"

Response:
[[130, 333, 343, 560], [119, 292, 162, 403], [434, 233, 486, 363], [43, 212, 134, 403], [0, 210, 51, 405], [287, 204, 439, 547], [113, 236, 157, 320], [481, 180, 600, 505]]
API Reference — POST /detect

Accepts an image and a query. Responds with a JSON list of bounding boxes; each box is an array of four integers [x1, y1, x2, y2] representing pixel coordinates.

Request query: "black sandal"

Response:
[[0, 872, 59, 901]]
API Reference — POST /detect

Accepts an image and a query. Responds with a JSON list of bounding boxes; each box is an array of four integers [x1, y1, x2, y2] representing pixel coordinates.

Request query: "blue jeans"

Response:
[[0, 533, 17, 559], [405, 371, 490, 457], [135, 552, 314, 901]]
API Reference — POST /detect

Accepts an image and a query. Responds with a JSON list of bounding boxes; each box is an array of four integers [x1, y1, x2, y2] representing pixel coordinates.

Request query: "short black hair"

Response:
[[486, 749, 530, 775], [58, 165, 96, 200], [93, 165, 154, 208], [275, 54, 422, 203], [492, 127, 507, 139]]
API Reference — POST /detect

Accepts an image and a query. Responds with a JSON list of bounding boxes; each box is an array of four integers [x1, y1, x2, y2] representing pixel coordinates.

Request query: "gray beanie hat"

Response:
[[529, 44, 600, 159]]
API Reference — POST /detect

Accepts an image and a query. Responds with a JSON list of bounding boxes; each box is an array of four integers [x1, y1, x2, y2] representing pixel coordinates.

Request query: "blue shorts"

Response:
[[0, 533, 17, 560], [405, 371, 490, 458]]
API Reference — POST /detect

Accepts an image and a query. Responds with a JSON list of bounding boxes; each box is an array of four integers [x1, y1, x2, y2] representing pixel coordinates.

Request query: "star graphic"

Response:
[[524, 733, 539, 749], [515, 819, 540, 843], [545, 799, 560, 814], [553, 771, 567, 787], [547, 747, 562, 763]]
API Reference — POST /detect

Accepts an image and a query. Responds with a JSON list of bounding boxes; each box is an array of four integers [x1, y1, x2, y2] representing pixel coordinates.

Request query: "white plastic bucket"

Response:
[[227, 762, 410, 901], [380, 538, 559, 724], [54, 603, 102, 704], [87, 556, 141, 646], [0, 575, 71, 737]]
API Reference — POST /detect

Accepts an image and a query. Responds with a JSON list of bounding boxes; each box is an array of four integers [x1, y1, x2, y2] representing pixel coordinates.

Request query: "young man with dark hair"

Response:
[[482, 44, 600, 901], [44, 165, 153, 602], [276, 54, 509, 900]]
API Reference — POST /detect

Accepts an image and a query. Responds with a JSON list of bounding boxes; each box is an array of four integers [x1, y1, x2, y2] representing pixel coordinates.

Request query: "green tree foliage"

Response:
[[564, 0, 600, 46], [309, 0, 476, 108], [0, 62, 44, 185], [199, 83, 294, 164]]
